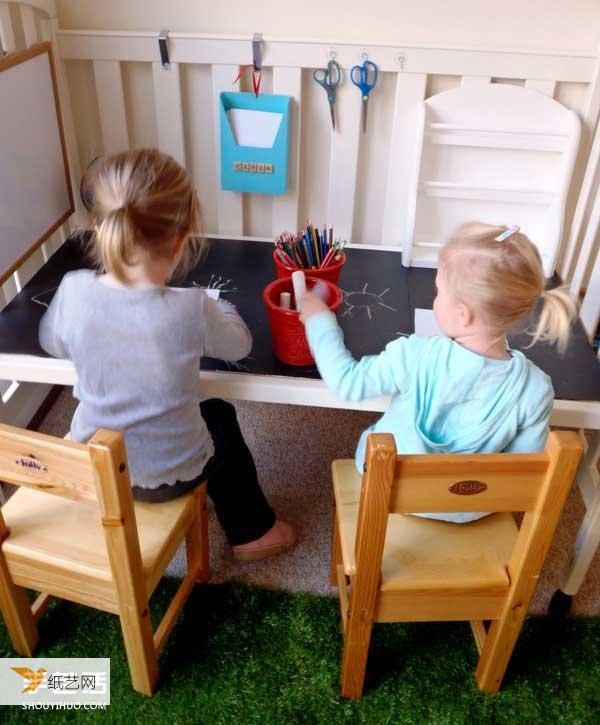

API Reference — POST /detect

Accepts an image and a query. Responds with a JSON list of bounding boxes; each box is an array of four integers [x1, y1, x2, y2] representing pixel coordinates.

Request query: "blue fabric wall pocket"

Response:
[[220, 91, 291, 195]]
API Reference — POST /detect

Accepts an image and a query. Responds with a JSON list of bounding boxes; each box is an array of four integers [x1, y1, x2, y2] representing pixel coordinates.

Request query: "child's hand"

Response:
[[299, 290, 330, 324]]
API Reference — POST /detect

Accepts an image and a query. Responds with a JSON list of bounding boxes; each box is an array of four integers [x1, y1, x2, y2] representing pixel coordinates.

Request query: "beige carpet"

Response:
[[36, 388, 600, 615]]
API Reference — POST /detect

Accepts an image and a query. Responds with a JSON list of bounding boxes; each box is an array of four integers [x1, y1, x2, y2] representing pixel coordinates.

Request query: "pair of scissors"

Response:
[[313, 60, 342, 131], [350, 60, 378, 133]]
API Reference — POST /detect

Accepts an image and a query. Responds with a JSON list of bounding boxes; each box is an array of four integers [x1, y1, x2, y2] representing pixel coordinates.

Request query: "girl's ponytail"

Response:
[[95, 205, 136, 284], [530, 286, 578, 353], [86, 150, 204, 282]]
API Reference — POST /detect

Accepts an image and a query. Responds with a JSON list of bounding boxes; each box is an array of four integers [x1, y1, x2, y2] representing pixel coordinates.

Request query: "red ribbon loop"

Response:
[[233, 64, 262, 97]]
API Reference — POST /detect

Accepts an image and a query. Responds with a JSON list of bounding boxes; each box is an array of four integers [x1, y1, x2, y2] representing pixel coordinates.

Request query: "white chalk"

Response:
[[279, 291, 292, 309], [291, 270, 307, 311]]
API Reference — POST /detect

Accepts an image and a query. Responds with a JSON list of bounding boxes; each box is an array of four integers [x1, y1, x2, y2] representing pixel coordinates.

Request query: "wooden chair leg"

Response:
[[330, 508, 342, 587], [0, 575, 38, 655], [340, 601, 374, 699], [118, 604, 159, 696], [475, 605, 528, 692], [186, 485, 209, 583], [0, 526, 38, 655]]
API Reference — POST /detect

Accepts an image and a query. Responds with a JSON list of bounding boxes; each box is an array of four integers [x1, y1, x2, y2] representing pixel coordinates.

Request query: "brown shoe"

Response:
[[232, 520, 296, 561]]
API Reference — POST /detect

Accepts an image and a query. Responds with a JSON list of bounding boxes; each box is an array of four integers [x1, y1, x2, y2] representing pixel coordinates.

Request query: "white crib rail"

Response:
[[55, 30, 600, 262]]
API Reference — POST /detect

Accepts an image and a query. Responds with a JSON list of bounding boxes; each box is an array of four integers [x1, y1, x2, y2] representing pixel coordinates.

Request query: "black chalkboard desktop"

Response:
[[0, 233, 598, 403]]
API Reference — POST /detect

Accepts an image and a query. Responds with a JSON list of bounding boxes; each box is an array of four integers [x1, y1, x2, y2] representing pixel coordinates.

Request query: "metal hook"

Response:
[[158, 29, 170, 70], [252, 32, 263, 71], [329, 48, 337, 60], [361, 50, 368, 61]]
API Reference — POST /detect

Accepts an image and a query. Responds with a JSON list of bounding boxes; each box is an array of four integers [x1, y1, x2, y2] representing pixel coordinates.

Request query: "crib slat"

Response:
[[152, 62, 186, 166], [272, 67, 302, 235], [382, 73, 427, 250], [579, 249, 600, 340], [14, 250, 46, 291], [525, 79, 556, 96], [93, 60, 129, 154], [327, 80, 361, 242], [561, 61, 600, 279], [19, 3, 38, 47], [211, 65, 243, 236], [0, 2, 16, 53]]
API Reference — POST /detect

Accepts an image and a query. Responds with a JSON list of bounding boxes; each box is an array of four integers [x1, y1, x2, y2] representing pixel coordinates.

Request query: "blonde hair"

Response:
[[84, 149, 204, 283], [439, 222, 577, 352]]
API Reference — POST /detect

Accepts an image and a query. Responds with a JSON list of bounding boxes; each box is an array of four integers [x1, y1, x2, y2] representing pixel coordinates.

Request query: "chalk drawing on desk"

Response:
[[222, 357, 253, 372], [192, 275, 238, 295], [341, 283, 398, 320], [31, 287, 58, 309]]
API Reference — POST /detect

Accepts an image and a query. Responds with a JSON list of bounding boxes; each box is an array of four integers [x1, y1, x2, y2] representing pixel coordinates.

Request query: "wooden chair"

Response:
[[330, 430, 582, 698], [0, 423, 209, 696]]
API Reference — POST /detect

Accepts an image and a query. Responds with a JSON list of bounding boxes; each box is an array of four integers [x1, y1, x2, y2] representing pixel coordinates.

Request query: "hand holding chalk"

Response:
[[291, 270, 307, 312], [298, 289, 331, 324], [311, 280, 330, 303]]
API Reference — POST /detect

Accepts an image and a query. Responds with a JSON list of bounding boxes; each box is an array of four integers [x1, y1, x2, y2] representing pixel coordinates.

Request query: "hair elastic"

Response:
[[494, 225, 520, 242]]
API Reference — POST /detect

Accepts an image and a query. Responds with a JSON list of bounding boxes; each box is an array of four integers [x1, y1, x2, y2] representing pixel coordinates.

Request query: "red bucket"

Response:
[[272, 249, 346, 285], [263, 276, 344, 366]]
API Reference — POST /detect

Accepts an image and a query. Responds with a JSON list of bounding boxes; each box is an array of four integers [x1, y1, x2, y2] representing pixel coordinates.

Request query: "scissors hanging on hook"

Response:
[[351, 59, 378, 133], [313, 59, 342, 131]]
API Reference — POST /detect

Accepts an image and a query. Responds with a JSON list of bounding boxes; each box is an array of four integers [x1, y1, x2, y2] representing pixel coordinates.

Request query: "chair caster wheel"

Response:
[[549, 590, 573, 619]]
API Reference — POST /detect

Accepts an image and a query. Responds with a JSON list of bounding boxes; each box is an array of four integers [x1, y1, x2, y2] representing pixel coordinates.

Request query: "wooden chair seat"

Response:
[[2, 486, 197, 612], [333, 459, 517, 591]]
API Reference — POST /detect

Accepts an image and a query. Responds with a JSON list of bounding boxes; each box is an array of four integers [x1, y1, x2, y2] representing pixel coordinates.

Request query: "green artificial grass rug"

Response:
[[1, 580, 600, 724]]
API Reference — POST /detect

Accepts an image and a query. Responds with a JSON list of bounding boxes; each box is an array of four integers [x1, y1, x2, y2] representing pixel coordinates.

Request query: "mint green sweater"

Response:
[[306, 312, 554, 523]]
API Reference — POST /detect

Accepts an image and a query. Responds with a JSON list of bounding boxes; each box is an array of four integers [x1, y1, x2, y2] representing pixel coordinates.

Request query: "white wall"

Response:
[[56, 0, 600, 54]]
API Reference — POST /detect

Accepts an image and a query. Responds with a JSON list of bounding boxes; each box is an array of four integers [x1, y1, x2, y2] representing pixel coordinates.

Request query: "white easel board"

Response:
[[0, 42, 73, 284]]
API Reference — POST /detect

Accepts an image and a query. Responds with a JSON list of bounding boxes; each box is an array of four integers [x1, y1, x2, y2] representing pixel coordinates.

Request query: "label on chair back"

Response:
[[15, 456, 48, 475], [449, 480, 487, 495]]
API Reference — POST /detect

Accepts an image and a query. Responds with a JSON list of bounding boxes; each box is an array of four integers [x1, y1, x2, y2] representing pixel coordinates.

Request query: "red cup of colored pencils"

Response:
[[273, 224, 347, 285]]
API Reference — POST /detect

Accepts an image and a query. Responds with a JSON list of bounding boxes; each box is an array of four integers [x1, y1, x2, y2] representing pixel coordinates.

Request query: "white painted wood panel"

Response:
[[326, 78, 361, 241], [562, 61, 600, 279], [19, 3, 37, 47], [211, 64, 243, 236], [93, 60, 129, 153], [152, 61, 185, 166], [525, 79, 556, 96], [382, 73, 426, 248], [407, 83, 581, 274], [461, 76, 491, 86], [580, 240, 600, 339], [0, 3, 16, 53], [57, 33, 596, 83], [272, 66, 302, 235]]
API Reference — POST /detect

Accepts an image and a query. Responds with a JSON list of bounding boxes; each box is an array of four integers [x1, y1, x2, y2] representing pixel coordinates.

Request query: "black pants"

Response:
[[132, 399, 276, 546]]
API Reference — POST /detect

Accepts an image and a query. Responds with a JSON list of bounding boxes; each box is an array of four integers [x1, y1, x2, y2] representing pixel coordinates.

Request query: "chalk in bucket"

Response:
[[263, 272, 344, 366]]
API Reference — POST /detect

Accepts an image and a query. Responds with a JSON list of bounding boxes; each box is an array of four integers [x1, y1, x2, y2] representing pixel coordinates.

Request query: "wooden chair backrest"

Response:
[[0, 422, 145, 585], [0, 423, 99, 504], [355, 431, 583, 587], [362, 431, 581, 514]]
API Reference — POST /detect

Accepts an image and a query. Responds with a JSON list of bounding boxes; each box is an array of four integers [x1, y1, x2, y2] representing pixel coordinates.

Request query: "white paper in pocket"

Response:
[[227, 109, 284, 148]]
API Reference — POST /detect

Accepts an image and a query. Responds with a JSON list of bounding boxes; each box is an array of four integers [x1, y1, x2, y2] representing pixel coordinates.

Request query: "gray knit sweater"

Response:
[[39, 270, 252, 489]]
